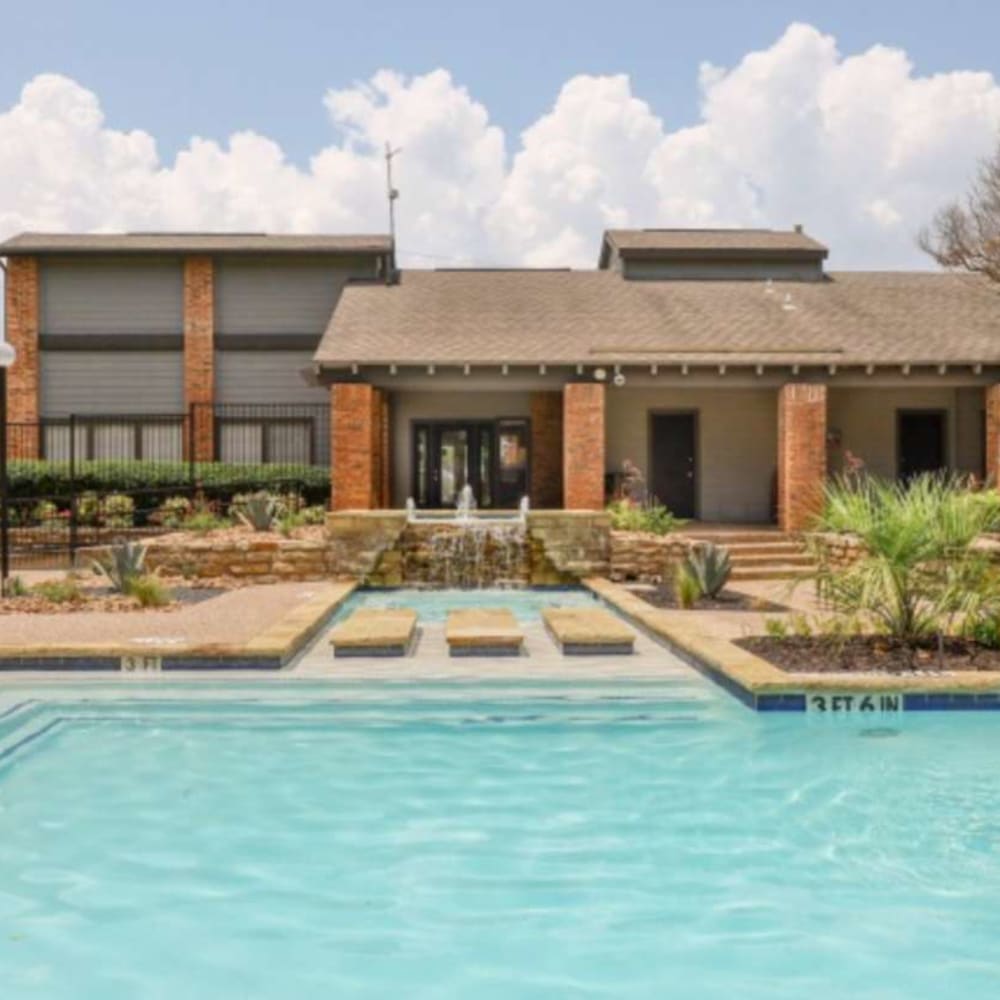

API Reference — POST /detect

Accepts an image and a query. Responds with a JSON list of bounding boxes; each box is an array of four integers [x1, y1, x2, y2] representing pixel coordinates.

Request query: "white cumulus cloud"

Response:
[[1, 23, 999, 273]]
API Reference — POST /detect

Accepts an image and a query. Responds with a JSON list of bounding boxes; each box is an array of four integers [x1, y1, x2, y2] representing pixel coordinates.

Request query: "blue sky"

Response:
[[4, 0, 998, 166], [1, 2, 999, 268]]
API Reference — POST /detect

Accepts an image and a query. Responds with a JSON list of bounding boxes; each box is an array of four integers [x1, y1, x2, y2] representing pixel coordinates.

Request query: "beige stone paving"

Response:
[[640, 577, 824, 643], [0, 582, 338, 649]]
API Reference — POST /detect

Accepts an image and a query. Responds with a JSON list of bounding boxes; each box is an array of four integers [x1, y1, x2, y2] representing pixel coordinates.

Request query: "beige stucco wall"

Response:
[[389, 390, 532, 506], [606, 387, 779, 522], [828, 386, 984, 479]]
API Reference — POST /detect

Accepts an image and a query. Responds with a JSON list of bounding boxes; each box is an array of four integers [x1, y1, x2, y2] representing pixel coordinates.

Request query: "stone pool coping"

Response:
[[585, 577, 1000, 713], [0, 582, 356, 672]]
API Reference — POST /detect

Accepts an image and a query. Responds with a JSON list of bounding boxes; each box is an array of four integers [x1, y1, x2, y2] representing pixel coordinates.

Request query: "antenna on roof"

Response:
[[385, 142, 402, 284]]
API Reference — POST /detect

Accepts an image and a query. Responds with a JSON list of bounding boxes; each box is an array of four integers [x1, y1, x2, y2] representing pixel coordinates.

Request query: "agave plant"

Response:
[[237, 491, 278, 532], [681, 542, 732, 599], [93, 540, 147, 594]]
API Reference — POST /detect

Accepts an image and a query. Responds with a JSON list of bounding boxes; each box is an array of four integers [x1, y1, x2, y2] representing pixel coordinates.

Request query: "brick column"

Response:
[[530, 391, 563, 509], [380, 391, 392, 507], [331, 383, 382, 510], [5, 256, 40, 458], [777, 383, 827, 533], [986, 385, 1000, 486], [563, 382, 605, 510], [183, 256, 214, 462]]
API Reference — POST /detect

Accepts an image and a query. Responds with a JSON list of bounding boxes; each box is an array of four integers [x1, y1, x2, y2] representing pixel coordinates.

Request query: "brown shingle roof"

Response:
[[0, 232, 393, 255], [600, 228, 828, 266], [315, 268, 1000, 368]]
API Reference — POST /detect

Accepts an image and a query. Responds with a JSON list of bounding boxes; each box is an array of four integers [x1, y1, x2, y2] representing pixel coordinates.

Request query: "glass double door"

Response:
[[413, 420, 528, 509]]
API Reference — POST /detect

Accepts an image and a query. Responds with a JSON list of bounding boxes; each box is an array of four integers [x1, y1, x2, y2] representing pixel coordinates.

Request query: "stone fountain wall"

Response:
[[327, 509, 610, 587]]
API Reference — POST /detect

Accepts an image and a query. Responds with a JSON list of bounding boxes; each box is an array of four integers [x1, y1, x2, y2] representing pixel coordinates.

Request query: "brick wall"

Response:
[[4, 256, 40, 457], [331, 383, 382, 509], [183, 256, 214, 461], [563, 382, 606, 509], [986, 385, 1000, 485], [530, 391, 563, 508], [777, 383, 827, 532]]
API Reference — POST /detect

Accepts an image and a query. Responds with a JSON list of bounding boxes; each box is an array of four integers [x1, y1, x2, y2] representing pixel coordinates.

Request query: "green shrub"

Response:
[[101, 492, 135, 528], [673, 562, 702, 609], [681, 542, 732, 599], [607, 498, 681, 536], [7, 459, 329, 508], [184, 511, 229, 534], [31, 499, 62, 527], [127, 574, 171, 608], [965, 615, 1000, 649], [301, 504, 327, 525], [764, 617, 790, 639], [93, 540, 147, 593], [75, 491, 100, 526], [32, 578, 85, 604], [4, 575, 29, 598], [151, 495, 194, 529]]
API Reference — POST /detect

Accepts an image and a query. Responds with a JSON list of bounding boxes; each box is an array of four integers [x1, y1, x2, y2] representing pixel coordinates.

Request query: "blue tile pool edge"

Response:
[[586, 585, 1000, 714]]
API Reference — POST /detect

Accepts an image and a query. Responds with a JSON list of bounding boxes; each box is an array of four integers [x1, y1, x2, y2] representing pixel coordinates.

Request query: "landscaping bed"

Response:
[[737, 635, 1000, 674], [628, 585, 784, 613], [0, 579, 226, 615]]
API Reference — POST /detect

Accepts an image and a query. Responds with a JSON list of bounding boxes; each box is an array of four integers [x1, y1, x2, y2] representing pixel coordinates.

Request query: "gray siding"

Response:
[[214, 350, 328, 404], [40, 350, 184, 416], [215, 256, 376, 337], [215, 351, 329, 466], [40, 256, 183, 335]]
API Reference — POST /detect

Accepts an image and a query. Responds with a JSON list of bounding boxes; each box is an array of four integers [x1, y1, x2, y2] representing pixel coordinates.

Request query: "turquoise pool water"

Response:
[[330, 586, 600, 624], [2, 686, 1000, 998]]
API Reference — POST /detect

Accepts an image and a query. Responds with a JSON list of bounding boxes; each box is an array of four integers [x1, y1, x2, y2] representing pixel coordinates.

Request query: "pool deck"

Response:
[[0, 582, 356, 671], [3, 574, 1000, 711]]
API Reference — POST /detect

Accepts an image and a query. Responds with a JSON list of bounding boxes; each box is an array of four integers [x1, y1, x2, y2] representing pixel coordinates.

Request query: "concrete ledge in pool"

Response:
[[0, 583, 355, 672], [585, 578, 1000, 713]]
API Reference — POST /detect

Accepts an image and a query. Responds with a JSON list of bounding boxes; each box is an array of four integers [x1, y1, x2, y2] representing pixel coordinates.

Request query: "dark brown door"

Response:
[[898, 411, 946, 481], [651, 413, 697, 517]]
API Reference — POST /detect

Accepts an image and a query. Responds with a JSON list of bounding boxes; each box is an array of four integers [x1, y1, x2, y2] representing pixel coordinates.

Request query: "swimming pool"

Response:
[[328, 586, 600, 625], [2, 683, 999, 997]]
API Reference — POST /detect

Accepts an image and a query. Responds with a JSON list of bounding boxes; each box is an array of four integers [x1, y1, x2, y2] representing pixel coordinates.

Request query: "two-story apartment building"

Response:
[[1, 232, 392, 465], [5, 226, 1000, 532]]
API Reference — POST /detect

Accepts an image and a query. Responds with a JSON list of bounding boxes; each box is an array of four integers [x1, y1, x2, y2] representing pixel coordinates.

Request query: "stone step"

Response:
[[728, 551, 814, 567], [682, 531, 790, 546], [723, 541, 805, 557], [730, 564, 816, 582]]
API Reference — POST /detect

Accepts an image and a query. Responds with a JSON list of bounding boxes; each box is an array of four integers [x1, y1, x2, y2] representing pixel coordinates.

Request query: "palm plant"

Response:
[[810, 473, 1000, 658]]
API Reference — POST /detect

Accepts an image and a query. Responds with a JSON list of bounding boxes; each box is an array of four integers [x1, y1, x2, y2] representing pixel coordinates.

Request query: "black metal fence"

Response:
[[2, 402, 330, 571]]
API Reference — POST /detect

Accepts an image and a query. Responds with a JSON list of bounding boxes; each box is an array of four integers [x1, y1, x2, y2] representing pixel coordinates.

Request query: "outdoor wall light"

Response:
[[612, 372, 627, 388], [593, 367, 607, 381]]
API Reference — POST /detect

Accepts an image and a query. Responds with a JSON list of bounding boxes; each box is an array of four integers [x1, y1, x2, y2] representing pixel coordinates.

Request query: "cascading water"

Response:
[[402, 489, 530, 587]]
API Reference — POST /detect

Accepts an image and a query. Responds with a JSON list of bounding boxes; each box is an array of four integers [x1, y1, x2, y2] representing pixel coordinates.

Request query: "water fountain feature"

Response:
[[401, 488, 530, 587]]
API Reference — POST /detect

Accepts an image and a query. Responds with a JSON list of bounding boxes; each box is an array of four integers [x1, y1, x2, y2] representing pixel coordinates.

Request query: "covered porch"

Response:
[[326, 368, 998, 532]]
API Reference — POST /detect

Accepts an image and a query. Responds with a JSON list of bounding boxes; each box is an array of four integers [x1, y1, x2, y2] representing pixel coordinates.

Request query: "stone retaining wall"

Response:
[[81, 510, 616, 586], [140, 533, 337, 583], [608, 531, 693, 583]]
